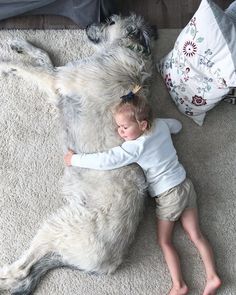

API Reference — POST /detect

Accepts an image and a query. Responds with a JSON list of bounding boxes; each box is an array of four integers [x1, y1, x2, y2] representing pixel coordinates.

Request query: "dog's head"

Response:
[[86, 14, 156, 54]]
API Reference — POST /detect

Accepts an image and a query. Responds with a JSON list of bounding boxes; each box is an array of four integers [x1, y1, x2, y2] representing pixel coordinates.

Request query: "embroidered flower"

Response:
[[190, 17, 196, 26], [185, 67, 190, 73], [199, 56, 214, 67], [164, 74, 173, 91], [204, 49, 212, 55], [183, 41, 197, 57], [179, 98, 185, 104], [183, 67, 190, 81], [185, 110, 194, 116], [192, 95, 207, 106], [217, 78, 227, 89]]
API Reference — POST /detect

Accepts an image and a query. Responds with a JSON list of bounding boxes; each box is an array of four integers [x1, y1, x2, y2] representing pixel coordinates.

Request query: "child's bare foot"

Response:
[[168, 284, 189, 295], [203, 275, 221, 295]]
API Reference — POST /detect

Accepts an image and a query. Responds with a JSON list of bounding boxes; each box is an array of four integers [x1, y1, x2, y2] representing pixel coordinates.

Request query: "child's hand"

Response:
[[64, 149, 75, 166]]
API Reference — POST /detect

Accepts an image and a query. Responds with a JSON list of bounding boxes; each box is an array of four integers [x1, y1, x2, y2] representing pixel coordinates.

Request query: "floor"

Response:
[[0, 0, 233, 30], [118, 0, 233, 28]]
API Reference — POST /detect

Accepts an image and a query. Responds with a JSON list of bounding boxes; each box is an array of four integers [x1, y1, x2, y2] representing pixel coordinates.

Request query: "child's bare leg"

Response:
[[180, 208, 221, 295], [156, 219, 188, 295]]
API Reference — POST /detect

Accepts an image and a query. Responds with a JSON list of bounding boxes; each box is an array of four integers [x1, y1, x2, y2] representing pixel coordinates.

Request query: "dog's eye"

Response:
[[109, 21, 115, 26]]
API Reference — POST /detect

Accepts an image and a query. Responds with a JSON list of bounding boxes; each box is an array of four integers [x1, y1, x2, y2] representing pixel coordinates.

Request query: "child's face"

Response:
[[115, 113, 147, 141]]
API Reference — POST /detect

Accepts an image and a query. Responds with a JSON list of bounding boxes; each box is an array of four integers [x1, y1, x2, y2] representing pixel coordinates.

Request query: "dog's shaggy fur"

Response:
[[0, 14, 154, 294]]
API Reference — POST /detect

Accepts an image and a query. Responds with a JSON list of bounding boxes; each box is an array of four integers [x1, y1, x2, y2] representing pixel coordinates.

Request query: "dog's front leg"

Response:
[[0, 61, 59, 106], [10, 39, 54, 69]]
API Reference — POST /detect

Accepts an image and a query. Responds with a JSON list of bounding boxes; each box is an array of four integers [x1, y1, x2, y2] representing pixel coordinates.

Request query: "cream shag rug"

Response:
[[0, 29, 235, 295]]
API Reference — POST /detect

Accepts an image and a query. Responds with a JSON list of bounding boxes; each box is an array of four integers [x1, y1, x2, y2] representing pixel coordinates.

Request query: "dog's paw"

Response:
[[10, 39, 29, 54], [0, 61, 17, 77], [10, 44, 23, 54]]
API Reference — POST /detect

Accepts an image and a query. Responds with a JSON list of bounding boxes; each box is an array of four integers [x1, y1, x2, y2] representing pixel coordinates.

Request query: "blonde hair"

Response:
[[113, 85, 153, 130]]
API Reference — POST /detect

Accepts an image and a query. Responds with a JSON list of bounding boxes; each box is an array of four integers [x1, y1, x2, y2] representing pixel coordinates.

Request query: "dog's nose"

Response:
[[86, 22, 101, 31], [86, 23, 103, 44]]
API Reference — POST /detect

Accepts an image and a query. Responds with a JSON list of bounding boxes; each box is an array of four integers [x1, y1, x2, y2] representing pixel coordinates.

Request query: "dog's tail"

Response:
[[0, 241, 66, 294], [14, 253, 65, 295], [0, 217, 70, 294], [0, 245, 69, 295]]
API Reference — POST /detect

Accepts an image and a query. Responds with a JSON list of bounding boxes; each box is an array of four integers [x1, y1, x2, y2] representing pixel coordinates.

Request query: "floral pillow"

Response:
[[157, 0, 236, 125]]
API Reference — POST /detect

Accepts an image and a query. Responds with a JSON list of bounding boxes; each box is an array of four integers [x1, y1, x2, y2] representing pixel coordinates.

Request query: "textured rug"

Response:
[[0, 29, 236, 295]]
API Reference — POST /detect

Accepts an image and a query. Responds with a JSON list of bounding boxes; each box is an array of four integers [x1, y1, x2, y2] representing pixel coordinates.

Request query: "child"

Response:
[[64, 86, 221, 295]]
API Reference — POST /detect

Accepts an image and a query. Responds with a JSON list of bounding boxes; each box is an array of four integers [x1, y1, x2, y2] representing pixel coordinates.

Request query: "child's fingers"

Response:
[[64, 155, 70, 164], [64, 150, 74, 166]]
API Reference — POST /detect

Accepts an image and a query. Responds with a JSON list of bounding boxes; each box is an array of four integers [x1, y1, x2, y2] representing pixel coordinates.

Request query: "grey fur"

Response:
[[11, 253, 64, 295], [0, 14, 154, 293]]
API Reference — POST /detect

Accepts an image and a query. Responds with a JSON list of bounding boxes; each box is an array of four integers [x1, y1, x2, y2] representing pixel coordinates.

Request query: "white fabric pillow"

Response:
[[157, 0, 236, 125]]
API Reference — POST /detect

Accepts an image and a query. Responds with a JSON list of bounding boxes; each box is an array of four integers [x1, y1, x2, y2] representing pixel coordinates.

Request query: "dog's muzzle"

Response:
[[86, 23, 103, 44]]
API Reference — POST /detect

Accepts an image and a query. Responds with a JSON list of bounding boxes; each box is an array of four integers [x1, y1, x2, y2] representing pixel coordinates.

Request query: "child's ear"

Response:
[[140, 120, 148, 131]]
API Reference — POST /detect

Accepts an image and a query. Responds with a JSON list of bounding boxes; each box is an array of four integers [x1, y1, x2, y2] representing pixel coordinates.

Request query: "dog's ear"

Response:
[[139, 25, 158, 53], [126, 25, 138, 37], [149, 25, 158, 40], [137, 25, 158, 54], [128, 27, 151, 54], [126, 24, 157, 54], [138, 29, 151, 54]]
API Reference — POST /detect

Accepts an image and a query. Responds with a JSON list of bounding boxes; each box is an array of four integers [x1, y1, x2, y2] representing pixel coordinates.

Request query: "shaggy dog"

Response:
[[0, 14, 154, 294]]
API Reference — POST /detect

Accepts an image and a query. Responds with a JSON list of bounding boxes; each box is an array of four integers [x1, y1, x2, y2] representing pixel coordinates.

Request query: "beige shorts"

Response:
[[155, 178, 197, 221]]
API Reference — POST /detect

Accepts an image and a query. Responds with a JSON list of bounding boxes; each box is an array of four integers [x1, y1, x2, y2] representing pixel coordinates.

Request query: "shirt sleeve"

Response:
[[70, 141, 140, 170], [162, 118, 182, 134]]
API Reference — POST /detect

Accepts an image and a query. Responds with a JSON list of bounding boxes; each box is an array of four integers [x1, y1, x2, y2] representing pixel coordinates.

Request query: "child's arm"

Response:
[[162, 118, 182, 134], [64, 142, 140, 170]]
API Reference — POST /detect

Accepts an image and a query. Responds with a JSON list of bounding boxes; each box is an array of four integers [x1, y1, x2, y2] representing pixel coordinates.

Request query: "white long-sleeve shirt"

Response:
[[71, 118, 186, 197]]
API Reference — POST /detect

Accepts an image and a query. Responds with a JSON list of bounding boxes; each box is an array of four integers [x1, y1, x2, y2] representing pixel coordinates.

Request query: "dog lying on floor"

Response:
[[0, 14, 154, 294]]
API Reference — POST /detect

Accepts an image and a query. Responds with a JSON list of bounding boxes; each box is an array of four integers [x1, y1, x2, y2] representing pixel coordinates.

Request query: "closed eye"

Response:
[[106, 18, 115, 26]]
